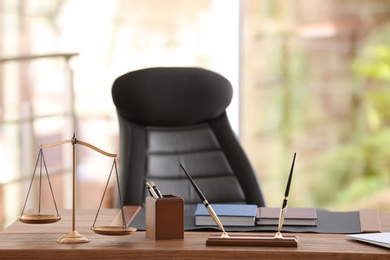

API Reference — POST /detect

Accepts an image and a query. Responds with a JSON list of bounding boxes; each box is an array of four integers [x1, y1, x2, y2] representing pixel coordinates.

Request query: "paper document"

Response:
[[347, 232, 390, 249]]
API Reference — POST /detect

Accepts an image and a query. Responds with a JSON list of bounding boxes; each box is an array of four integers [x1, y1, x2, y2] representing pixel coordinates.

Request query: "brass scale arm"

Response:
[[40, 138, 117, 158]]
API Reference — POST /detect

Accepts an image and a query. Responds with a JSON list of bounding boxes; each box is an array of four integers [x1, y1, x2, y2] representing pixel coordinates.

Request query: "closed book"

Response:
[[256, 207, 318, 226], [194, 204, 257, 226]]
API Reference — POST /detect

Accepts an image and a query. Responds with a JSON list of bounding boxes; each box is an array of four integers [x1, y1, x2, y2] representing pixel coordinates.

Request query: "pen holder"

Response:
[[145, 195, 184, 240]]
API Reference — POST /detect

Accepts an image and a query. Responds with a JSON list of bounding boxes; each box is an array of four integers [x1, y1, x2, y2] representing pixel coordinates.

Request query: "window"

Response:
[[0, 0, 240, 230]]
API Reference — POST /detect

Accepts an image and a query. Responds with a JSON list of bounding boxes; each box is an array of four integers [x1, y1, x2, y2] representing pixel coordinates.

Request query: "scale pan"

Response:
[[91, 226, 137, 236], [19, 214, 61, 224]]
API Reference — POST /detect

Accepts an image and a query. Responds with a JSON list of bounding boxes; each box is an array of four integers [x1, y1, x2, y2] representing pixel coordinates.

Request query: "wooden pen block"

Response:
[[206, 234, 298, 247], [146, 195, 184, 240]]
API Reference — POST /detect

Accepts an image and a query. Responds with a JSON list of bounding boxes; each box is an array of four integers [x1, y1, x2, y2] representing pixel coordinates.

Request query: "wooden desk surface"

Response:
[[1, 209, 389, 260]]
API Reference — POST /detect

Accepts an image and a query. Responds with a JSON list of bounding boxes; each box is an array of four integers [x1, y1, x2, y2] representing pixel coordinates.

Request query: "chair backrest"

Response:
[[112, 67, 266, 206]]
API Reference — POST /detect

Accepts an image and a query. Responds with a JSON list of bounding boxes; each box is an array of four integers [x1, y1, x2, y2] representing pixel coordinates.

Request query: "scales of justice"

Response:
[[18, 133, 136, 243]]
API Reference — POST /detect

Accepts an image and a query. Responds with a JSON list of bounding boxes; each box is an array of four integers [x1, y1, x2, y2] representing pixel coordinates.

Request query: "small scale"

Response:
[[19, 133, 137, 243]]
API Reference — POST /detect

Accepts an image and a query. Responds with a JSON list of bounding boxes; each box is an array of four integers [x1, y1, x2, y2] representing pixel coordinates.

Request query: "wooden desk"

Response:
[[0, 209, 389, 260]]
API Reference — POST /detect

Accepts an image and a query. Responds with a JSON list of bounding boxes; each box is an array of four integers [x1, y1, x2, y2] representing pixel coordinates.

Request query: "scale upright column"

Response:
[[57, 134, 89, 244]]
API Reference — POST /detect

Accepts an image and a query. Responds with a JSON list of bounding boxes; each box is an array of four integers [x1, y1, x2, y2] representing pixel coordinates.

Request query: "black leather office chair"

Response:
[[112, 67, 266, 207]]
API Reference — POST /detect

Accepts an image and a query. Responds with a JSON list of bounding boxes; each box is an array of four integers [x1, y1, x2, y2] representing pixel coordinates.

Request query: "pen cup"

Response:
[[145, 195, 184, 240]]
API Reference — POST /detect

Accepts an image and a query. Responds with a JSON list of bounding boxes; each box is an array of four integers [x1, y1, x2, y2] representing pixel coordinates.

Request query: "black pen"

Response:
[[145, 182, 159, 198], [275, 152, 296, 239], [179, 164, 229, 238], [151, 181, 163, 198]]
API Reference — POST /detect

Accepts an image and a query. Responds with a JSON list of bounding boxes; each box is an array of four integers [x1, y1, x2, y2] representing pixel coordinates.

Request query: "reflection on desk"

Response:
[[0, 209, 389, 260]]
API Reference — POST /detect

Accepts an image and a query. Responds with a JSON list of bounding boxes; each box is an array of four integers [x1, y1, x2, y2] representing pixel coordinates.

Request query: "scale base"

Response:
[[206, 234, 298, 247], [57, 230, 90, 244]]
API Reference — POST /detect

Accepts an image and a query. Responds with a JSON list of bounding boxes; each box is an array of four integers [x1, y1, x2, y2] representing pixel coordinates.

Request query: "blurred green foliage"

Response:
[[352, 45, 390, 82], [314, 45, 390, 211]]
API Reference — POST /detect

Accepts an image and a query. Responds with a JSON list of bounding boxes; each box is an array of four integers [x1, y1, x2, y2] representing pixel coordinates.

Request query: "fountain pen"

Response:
[[275, 152, 296, 239], [179, 164, 229, 238]]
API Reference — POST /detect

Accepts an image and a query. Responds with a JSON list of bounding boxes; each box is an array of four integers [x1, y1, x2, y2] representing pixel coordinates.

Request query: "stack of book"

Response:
[[194, 204, 257, 226], [256, 207, 317, 226], [194, 205, 318, 227]]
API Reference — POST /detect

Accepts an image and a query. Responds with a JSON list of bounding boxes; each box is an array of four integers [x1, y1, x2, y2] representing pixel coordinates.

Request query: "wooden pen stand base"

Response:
[[206, 234, 298, 247]]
